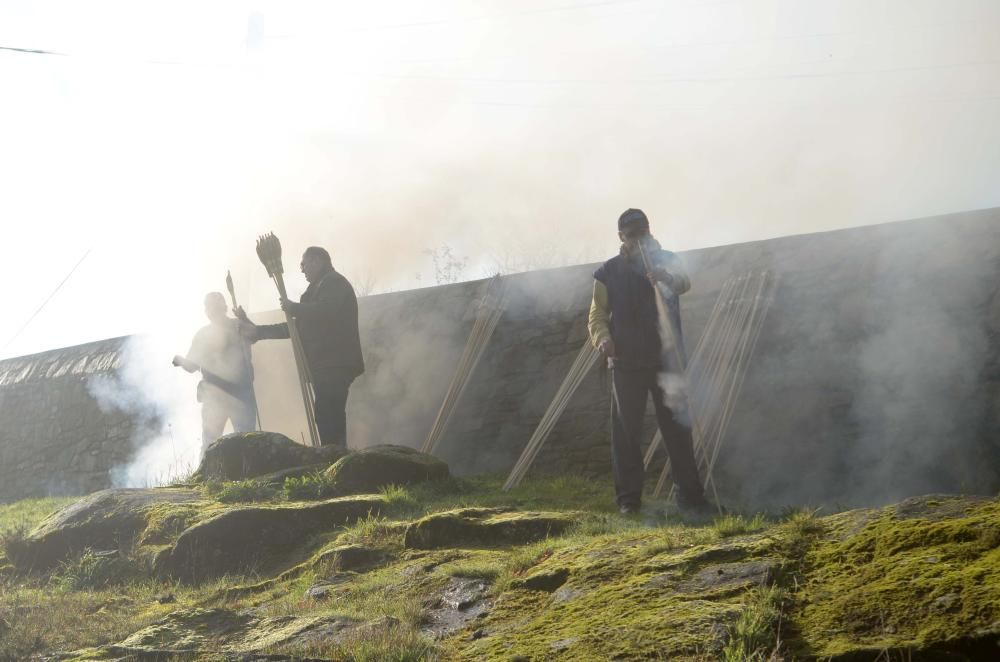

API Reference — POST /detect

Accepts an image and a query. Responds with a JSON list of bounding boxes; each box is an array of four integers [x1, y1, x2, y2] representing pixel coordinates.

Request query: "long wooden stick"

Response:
[[644, 275, 735, 470], [656, 273, 755, 501], [226, 270, 262, 431], [636, 242, 720, 505], [704, 273, 775, 484], [275, 271, 321, 447], [422, 277, 507, 455], [256, 233, 320, 447], [503, 341, 600, 491], [666, 272, 775, 500]]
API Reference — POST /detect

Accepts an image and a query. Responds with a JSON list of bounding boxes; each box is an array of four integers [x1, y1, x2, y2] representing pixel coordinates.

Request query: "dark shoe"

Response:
[[678, 497, 717, 521], [619, 503, 640, 516]]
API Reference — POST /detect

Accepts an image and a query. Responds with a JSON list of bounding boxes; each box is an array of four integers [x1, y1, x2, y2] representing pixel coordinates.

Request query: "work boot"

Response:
[[677, 494, 717, 521]]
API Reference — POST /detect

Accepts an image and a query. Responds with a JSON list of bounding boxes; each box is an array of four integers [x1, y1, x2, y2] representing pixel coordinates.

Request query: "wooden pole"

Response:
[[655, 273, 754, 501], [503, 341, 600, 491], [703, 273, 775, 485], [255, 233, 321, 447], [226, 270, 262, 431], [636, 242, 719, 506], [422, 277, 507, 455]]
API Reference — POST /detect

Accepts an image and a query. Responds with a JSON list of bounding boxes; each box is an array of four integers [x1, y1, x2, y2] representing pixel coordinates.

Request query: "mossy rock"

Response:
[[403, 507, 576, 549], [7, 488, 203, 570], [313, 543, 388, 573], [788, 494, 1000, 660], [112, 606, 362, 656], [155, 495, 384, 582], [193, 431, 345, 482], [324, 444, 449, 494]]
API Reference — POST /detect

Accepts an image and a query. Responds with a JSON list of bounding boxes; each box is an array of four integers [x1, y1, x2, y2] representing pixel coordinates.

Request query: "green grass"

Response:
[[283, 472, 339, 501], [721, 585, 786, 661], [404, 473, 618, 518], [713, 512, 769, 538], [0, 578, 223, 660], [0, 496, 77, 533], [336, 512, 407, 547], [214, 479, 279, 503], [379, 484, 420, 515], [8, 474, 991, 661], [442, 558, 502, 581], [274, 621, 439, 661], [51, 550, 133, 591]]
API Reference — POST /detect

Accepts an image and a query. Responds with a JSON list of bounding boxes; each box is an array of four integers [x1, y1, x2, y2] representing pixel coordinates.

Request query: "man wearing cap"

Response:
[[240, 246, 364, 449], [173, 292, 257, 452], [588, 208, 708, 515]]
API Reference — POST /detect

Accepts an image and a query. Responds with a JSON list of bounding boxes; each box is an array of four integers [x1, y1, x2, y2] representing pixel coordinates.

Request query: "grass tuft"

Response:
[[380, 484, 420, 516], [722, 584, 786, 662], [283, 472, 338, 501], [276, 620, 438, 661], [51, 549, 130, 591], [714, 513, 769, 538], [443, 560, 502, 581], [214, 479, 279, 504]]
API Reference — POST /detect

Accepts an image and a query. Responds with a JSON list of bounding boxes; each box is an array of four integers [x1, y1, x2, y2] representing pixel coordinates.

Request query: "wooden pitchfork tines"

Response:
[[225, 270, 238, 310], [256, 233, 285, 290]]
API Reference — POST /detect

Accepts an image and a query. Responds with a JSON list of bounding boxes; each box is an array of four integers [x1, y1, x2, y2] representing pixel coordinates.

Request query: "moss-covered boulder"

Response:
[[788, 494, 1000, 659], [111, 606, 362, 656], [325, 444, 449, 494], [155, 495, 384, 582], [313, 543, 388, 573], [193, 431, 345, 482], [403, 507, 576, 549], [7, 488, 203, 570]]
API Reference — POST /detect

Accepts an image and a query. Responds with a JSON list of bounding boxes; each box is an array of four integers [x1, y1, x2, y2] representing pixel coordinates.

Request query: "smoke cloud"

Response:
[[87, 335, 203, 488], [0, 2, 998, 503]]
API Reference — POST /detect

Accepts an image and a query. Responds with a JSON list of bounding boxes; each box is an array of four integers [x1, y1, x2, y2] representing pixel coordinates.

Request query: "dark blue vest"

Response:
[[594, 249, 686, 370]]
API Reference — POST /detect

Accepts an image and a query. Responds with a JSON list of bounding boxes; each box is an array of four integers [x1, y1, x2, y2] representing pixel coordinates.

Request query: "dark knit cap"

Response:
[[618, 208, 649, 231]]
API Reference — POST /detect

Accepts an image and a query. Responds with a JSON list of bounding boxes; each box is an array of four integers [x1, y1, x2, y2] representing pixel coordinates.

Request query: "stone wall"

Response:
[[0, 338, 134, 500], [2, 208, 998, 507]]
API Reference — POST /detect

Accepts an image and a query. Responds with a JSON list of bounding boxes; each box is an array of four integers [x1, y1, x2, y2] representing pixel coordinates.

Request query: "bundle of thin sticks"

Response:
[[645, 271, 777, 500], [503, 340, 601, 491], [422, 275, 509, 455], [255, 233, 321, 447]]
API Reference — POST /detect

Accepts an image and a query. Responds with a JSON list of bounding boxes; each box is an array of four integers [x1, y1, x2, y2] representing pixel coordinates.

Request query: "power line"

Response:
[[280, 0, 660, 34], [1, 249, 92, 354], [370, 57, 1000, 85], [449, 92, 1000, 111], [0, 45, 65, 56]]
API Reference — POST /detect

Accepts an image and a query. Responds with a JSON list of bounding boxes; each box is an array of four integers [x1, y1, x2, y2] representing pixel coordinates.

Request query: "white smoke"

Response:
[[87, 334, 202, 487]]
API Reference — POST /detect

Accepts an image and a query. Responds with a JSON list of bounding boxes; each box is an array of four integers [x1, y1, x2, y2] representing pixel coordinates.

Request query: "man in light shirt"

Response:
[[588, 208, 707, 515]]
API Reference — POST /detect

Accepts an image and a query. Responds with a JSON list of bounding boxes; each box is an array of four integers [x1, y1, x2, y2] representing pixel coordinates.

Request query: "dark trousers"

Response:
[[611, 365, 704, 508], [312, 370, 355, 448]]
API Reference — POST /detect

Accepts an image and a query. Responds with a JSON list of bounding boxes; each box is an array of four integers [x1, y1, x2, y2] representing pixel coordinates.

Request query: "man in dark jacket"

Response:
[[241, 246, 364, 449], [588, 208, 707, 514]]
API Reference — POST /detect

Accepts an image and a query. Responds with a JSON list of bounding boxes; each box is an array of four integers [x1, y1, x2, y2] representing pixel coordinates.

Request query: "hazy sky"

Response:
[[1, 0, 998, 359]]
